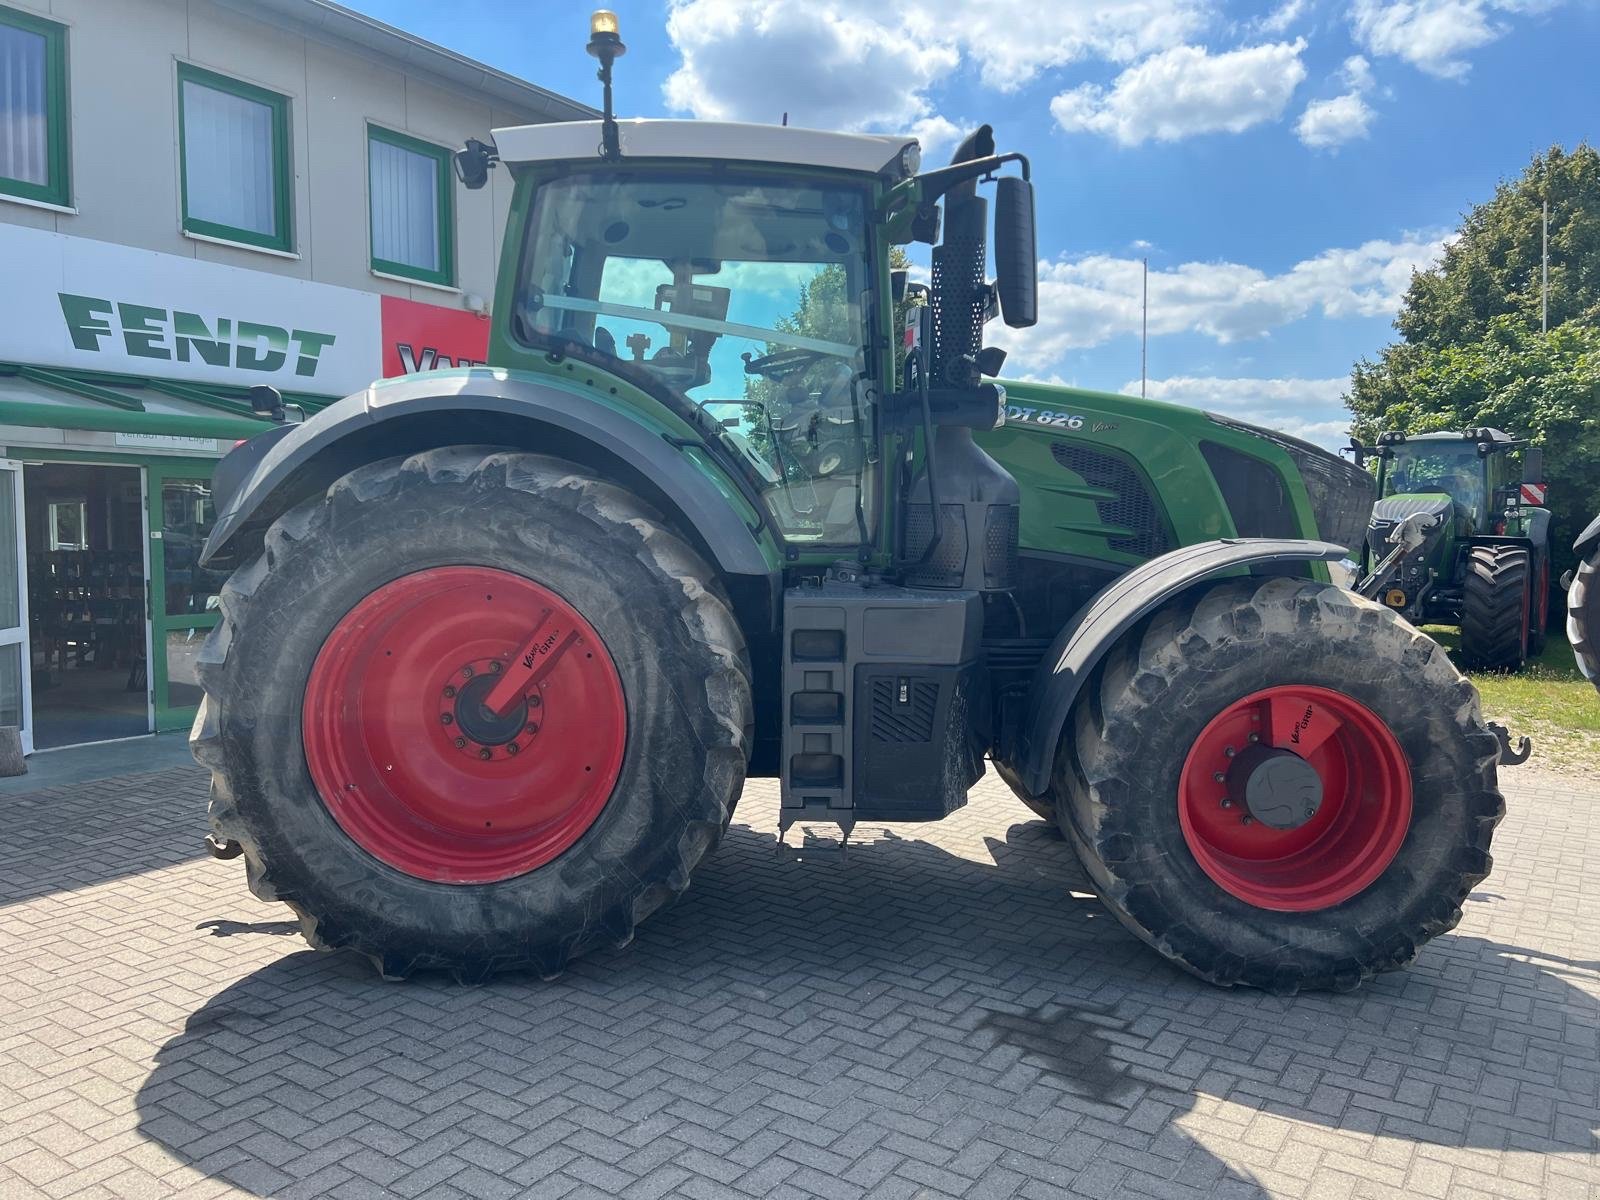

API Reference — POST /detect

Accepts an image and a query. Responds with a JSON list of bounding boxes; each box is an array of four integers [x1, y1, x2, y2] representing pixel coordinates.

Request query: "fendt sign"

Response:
[[58, 294, 340, 378], [1, 225, 488, 396]]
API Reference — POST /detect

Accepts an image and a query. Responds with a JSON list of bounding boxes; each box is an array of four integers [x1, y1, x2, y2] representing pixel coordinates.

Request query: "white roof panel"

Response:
[[492, 119, 920, 178]]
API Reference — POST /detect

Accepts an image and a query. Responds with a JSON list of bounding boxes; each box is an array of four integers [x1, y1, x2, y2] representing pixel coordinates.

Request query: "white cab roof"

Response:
[[492, 119, 920, 178]]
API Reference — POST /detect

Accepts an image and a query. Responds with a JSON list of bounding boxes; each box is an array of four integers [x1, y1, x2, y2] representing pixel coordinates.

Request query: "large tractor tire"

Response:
[[1056, 577, 1503, 994], [1570, 540, 1600, 688], [191, 448, 752, 980], [1460, 544, 1532, 671]]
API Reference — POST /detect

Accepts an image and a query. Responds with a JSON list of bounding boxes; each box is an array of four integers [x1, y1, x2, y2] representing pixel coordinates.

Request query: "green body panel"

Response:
[[978, 380, 1326, 571]]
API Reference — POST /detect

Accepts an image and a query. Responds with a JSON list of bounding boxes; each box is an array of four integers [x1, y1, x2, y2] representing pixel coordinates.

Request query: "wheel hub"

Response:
[[1177, 685, 1412, 911], [443, 663, 535, 756], [302, 567, 627, 884], [1226, 745, 1323, 830]]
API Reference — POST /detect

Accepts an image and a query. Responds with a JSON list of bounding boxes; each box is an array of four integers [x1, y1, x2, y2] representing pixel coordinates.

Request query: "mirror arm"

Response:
[[913, 152, 1031, 203]]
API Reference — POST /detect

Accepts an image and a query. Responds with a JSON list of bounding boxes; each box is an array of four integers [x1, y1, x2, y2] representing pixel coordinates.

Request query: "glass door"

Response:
[[147, 461, 223, 732], [1, 461, 32, 754]]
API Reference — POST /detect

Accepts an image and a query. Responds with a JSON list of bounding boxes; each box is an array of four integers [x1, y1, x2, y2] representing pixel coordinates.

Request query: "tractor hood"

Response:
[[1366, 493, 1451, 557]]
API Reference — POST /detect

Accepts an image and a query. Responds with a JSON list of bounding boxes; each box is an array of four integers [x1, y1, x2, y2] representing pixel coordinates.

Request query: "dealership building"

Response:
[[0, 0, 589, 752]]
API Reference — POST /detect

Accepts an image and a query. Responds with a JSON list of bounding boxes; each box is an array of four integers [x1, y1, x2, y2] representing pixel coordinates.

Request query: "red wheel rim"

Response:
[[1177, 686, 1412, 911], [303, 567, 627, 883]]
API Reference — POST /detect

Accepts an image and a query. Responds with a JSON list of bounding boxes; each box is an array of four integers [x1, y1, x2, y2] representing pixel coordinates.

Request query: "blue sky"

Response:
[[355, 0, 1597, 445]]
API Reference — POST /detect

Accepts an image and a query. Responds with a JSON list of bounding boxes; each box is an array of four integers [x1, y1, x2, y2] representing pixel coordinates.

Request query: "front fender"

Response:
[[1573, 512, 1600, 560], [201, 369, 779, 593], [1007, 537, 1346, 797]]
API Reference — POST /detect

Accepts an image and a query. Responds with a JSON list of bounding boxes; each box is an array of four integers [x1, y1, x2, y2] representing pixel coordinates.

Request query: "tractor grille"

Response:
[[1049, 442, 1173, 558], [869, 677, 939, 743], [903, 502, 968, 587], [1200, 441, 1299, 539], [983, 504, 1019, 588]]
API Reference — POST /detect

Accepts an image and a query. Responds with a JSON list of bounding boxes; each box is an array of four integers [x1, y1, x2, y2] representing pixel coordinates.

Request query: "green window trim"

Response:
[[176, 62, 293, 253], [0, 5, 71, 208], [367, 124, 455, 287]]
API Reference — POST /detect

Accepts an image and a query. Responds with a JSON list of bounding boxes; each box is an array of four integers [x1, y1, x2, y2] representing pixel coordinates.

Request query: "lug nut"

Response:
[[1241, 815, 1254, 825], [1224, 746, 1236, 758], [490, 660, 502, 673], [525, 722, 540, 735], [454, 737, 466, 749], [1221, 798, 1233, 808], [507, 742, 519, 755], [440, 713, 453, 725], [1248, 733, 1259, 743], [528, 694, 542, 709], [478, 749, 492, 761], [443, 685, 457, 698], [1213, 771, 1226, 783], [462, 665, 474, 678]]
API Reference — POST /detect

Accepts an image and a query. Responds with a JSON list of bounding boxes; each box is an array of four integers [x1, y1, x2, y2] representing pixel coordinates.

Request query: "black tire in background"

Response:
[[191, 447, 752, 980], [1460, 544, 1532, 671], [1057, 577, 1503, 994], [1569, 541, 1600, 689]]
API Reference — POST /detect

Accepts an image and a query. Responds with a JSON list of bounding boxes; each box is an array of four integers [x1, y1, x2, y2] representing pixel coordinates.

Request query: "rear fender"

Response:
[[202, 369, 782, 621], [1005, 537, 1345, 797]]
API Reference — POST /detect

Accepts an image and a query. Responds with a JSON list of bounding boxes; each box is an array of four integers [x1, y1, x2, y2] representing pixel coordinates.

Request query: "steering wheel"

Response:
[[742, 347, 825, 380]]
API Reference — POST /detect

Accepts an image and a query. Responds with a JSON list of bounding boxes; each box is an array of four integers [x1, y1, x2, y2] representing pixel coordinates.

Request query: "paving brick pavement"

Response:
[[1, 761, 1597, 1199]]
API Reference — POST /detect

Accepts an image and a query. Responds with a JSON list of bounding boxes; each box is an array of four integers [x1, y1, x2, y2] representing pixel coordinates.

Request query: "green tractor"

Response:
[[191, 13, 1506, 993], [1351, 429, 1552, 670]]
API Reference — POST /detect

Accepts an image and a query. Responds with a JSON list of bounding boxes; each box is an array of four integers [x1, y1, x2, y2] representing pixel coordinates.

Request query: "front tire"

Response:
[[1057, 577, 1503, 993], [191, 448, 752, 979], [1461, 544, 1531, 670], [1570, 541, 1600, 688]]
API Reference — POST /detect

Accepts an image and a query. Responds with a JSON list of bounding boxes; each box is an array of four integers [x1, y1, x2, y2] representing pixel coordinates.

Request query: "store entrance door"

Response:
[[1, 461, 31, 755], [23, 462, 151, 749], [147, 463, 222, 732]]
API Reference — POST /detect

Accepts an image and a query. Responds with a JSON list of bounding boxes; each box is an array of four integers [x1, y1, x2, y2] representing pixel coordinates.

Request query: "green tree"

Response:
[[1348, 144, 1600, 574]]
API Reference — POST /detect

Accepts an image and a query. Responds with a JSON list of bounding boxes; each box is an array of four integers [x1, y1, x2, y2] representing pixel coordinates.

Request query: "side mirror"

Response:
[[993, 176, 1037, 329], [1522, 447, 1544, 482], [247, 385, 286, 424], [891, 268, 908, 304], [453, 138, 496, 190]]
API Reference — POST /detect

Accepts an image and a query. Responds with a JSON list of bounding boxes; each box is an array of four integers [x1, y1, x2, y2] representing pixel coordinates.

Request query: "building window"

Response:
[[0, 5, 70, 208], [368, 126, 454, 285], [178, 63, 291, 252]]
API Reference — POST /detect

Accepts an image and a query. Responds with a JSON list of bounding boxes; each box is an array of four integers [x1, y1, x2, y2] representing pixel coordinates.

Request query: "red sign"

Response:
[[1520, 483, 1547, 506], [379, 295, 490, 378]]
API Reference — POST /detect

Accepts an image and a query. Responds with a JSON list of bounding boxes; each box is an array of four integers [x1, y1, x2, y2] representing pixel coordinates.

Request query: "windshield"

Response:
[[1385, 441, 1485, 523], [514, 172, 876, 545]]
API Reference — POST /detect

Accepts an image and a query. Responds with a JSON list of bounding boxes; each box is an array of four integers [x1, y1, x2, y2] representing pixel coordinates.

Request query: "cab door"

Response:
[[146, 462, 223, 732], [1, 460, 32, 754]]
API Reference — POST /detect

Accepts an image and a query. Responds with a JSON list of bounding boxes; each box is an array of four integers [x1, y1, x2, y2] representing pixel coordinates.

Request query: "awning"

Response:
[[0, 361, 337, 443]]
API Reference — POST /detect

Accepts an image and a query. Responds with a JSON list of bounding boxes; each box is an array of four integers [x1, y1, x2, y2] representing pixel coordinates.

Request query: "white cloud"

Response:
[[1296, 92, 1375, 147], [1049, 41, 1308, 145], [1349, 0, 1558, 77], [1002, 235, 1446, 371], [1251, 0, 1309, 34], [1122, 375, 1353, 448], [662, 0, 1210, 137]]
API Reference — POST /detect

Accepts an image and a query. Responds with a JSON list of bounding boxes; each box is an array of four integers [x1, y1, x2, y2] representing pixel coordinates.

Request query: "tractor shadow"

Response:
[[135, 806, 1600, 1198]]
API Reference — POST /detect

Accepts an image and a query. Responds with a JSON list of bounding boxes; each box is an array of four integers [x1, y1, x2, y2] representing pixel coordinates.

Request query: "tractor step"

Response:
[[779, 581, 986, 828]]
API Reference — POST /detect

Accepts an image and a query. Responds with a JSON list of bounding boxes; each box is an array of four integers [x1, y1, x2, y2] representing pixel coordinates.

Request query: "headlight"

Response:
[[1205, 414, 1375, 552]]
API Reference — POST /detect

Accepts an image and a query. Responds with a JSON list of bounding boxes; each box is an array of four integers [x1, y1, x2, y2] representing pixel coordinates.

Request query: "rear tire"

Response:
[[1461, 544, 1531, 670], [1057, 577, 1503, 993], [191, 447, 752, 980]]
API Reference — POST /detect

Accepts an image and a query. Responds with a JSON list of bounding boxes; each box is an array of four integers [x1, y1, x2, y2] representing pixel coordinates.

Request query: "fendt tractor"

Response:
[[1351, 429, 1552, 670], [192, 13, 1506, 993]]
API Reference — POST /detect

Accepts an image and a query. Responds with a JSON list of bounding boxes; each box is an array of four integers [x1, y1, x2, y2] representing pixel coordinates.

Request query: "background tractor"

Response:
[[1351, 429, 1552, 670], [191, 13, 1504, 994]]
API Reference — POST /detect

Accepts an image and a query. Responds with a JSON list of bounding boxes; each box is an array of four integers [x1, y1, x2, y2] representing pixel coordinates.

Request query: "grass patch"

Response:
[[1422, 624, 1600, 775]]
